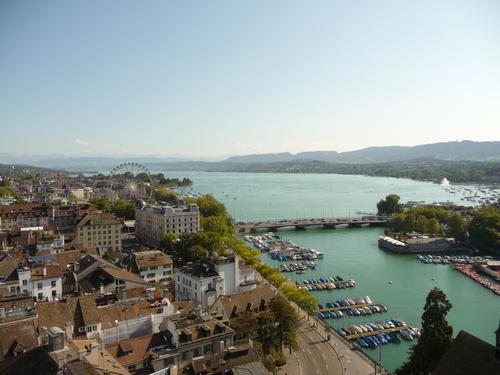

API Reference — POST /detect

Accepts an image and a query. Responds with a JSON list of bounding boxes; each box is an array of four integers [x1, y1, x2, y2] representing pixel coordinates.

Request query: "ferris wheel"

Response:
[[108, 162, 153, 201]]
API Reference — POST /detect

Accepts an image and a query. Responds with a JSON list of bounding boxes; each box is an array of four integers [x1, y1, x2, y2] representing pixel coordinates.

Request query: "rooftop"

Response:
[[133, 251, 172, 269], [432, 330, 500, 375]]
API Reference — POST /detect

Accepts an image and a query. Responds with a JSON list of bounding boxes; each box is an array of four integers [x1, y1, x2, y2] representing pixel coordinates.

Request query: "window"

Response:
[[37, 282, 43, 290], [79, 327, 86, 333], [22, 279, 27, 286], [147, 273, 155, 278], [38, 293, 43, 300], [51, 280, 56, 287], [52, 290, 56, 297]]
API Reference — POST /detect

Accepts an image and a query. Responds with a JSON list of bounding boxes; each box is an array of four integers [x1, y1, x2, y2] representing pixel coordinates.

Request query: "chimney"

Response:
[[43, 267, 47, 276]]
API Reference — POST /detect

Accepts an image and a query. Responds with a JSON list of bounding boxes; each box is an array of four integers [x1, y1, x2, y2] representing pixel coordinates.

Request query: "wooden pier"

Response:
[[344, 326, 411, 340], [318, 302, 381, 312]]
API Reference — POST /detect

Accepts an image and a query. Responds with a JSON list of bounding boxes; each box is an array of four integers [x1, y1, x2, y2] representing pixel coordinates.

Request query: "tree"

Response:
[[186, 245, 208, 261], [90, 198, 112, 212], [425, 218, 441, 235], [256, 311, 280, 354], [415, 215, 429, 234], [269, 295, 298, 353], [396, 287, 453, 375], [446, 215, 468, 242], [160, 233, 178, 253], [231, 311, 258, 339], [196, 194, 228, 217], [390, 214, 408, 233], [201, 215, 234, 237], [112, 199, 135, 220], [469, 206, 500, 251], [377, 194, 404, 216], [155, 188, 178, 204]]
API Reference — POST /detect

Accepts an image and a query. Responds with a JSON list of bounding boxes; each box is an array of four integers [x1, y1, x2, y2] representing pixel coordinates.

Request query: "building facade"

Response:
[[75, 212, 122, 251], [175, 257, 257, 308], [135, 200, 200, 247], [124, 251, 173, 285], [16, 265, 63, 301]]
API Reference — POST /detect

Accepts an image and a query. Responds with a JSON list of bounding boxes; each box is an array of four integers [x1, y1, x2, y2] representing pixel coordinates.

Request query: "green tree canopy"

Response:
[[112, 199, 135, 220], [186, 245, 208, 261], [160, 233, 178, 253], [396, 287, 453, 375], [415, 215, 429, 234], [196, 194, 228, 217], [155, 187, 178, 204], [446, 215, 468, 242], [425, 218, 441, 235], [377, 194, 404, 216], [90, 198, 112, 212], [469, 206, 500, 251], [201, 215, 234, 237]]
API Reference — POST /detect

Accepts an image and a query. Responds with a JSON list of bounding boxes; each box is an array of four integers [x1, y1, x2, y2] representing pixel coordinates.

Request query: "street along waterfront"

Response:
[[256, 227, 500, 372]]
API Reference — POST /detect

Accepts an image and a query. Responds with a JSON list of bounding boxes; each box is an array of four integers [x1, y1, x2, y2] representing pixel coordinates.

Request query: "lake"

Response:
[[163, 171, 499, 371]]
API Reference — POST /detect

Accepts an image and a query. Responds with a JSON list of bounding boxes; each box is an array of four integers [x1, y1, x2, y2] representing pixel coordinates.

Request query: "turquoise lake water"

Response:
[[162, 171, 499, 371]]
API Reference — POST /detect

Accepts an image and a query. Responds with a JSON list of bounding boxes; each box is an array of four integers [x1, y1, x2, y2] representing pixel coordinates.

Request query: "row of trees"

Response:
[[232, 295, 298, 371], [383, 194, 500, 251]]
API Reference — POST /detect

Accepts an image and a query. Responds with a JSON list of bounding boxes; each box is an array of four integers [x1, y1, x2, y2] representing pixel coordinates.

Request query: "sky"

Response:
[[1, 0, 500, 159]]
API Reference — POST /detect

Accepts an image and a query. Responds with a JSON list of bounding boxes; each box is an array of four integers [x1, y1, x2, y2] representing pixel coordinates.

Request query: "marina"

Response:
[[279, 261, 316, 272], [456, 265, 500, 295], [417, 254, 494, 265], [298, 277, 356, 290]]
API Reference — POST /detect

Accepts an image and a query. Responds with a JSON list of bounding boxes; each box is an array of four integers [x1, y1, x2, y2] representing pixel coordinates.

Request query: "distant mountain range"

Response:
[[223, 141, 500, 164], [0, 141, 499, 172]]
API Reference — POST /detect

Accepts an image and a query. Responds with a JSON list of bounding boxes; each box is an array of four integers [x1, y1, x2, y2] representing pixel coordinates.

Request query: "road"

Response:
[[294, 321, 343, 374], [279, 316, 381, 375]]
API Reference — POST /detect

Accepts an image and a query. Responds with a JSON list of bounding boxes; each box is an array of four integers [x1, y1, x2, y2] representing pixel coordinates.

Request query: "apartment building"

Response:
[[135, 200, 200, 247], [175, 256, 258, 308], [124, 251, 173, 285], [75, 212, 122, 251], [16, 265, 63, 301], [0, 202, 98, 231]]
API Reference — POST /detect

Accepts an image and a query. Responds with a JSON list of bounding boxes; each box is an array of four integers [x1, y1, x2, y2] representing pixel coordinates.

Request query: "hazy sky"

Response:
[[1, 0, 499, 158]]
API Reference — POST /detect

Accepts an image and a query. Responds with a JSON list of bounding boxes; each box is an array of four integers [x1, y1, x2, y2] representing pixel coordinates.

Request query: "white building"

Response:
[[175, 256, 257, 308], [135, 200, 200, 247], [16, 265, 63, 301]]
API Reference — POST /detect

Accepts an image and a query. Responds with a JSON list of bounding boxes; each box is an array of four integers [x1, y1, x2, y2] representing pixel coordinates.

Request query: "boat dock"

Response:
[[300, 279, 354, 286], [344, 326, 411, 340], [297, 278, 356, 292], [318, 302, 382, 313]]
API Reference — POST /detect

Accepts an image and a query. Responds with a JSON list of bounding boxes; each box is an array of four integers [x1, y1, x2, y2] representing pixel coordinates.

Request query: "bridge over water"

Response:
[[236, 217, 388, 233]]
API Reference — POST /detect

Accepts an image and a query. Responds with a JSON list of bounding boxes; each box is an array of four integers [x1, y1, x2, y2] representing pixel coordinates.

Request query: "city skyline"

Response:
[[1, 0, 500, 157]]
